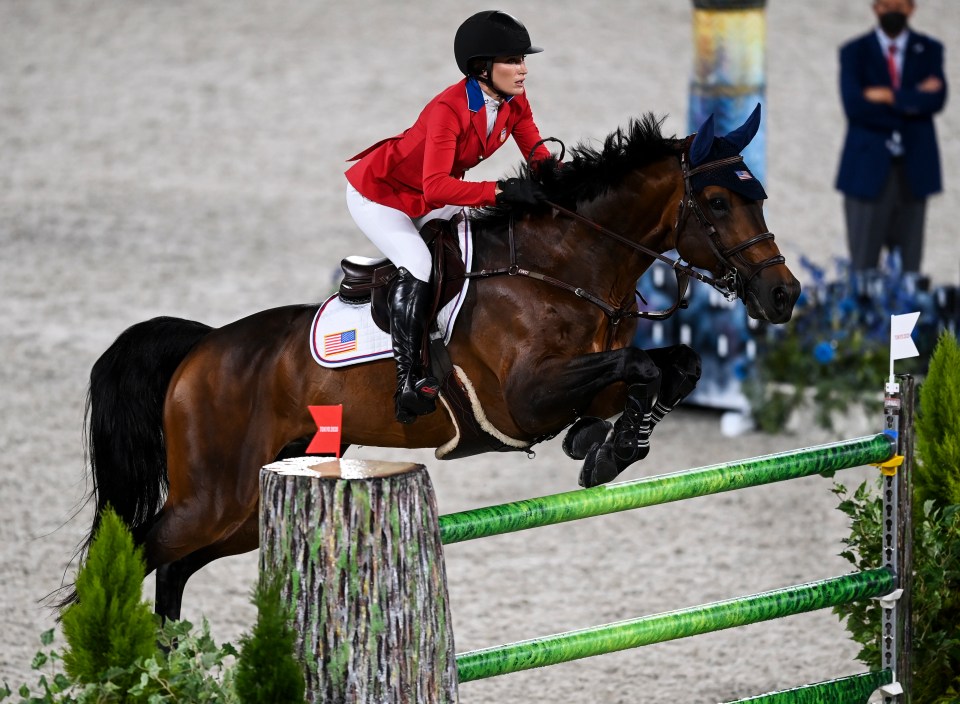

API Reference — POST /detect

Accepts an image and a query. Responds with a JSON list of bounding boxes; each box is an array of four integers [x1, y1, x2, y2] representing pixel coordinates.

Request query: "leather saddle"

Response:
[[336, 213, 536, 458], [337, 216, 468, 333]]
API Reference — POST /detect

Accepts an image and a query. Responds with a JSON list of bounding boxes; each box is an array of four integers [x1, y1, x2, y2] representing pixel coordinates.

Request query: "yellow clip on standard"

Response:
[[872, 454, 904, 476]]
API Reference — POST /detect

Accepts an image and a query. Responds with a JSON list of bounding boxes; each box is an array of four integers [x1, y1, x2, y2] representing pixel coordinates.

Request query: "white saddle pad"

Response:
[[311, 215, 474, 368]]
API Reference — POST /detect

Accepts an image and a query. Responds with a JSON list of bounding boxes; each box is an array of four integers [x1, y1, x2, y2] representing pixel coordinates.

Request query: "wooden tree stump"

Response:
[[259, 457, 459, 704]]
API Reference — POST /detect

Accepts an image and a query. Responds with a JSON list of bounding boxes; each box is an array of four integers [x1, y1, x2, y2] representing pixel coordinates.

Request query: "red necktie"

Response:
[[887, 45, 900, 90]]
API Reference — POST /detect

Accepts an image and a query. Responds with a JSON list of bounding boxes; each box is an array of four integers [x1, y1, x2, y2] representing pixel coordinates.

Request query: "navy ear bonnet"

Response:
[[688, 103, 767, 201]]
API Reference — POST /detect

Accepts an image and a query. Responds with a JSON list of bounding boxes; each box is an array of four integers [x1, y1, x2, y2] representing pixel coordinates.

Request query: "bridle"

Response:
[[676, 151, 785, 302], [464, 140, 784, 328]]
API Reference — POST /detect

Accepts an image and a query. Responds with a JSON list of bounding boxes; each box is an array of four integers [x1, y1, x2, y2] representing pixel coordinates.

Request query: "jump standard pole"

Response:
[[877, 375, 915, 704]]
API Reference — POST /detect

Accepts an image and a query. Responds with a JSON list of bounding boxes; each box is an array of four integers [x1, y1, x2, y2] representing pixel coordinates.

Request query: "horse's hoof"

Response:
[[578, 442, 620, 488], [562, 417, 612, 460], [613, 430, 650, 466]]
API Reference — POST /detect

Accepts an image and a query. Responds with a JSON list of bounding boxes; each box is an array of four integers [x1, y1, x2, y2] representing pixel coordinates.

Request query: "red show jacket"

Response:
[[346, 77, 551, 218]]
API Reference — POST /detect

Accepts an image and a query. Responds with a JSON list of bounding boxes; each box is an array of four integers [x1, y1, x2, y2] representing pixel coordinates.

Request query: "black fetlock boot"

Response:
[[649, 350, 701, 432], [611, 378, 660, 468], [389, 269, 439, 424]]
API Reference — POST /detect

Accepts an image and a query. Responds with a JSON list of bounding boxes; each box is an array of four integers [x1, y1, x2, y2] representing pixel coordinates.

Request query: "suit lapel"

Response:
[[867, 33, 891, 86], [901, 35, 926, 87], [471, 109, 488, 151]]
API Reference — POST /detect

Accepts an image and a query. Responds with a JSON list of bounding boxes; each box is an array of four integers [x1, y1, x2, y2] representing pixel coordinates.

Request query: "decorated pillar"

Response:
[[689, 0, 767, 184]]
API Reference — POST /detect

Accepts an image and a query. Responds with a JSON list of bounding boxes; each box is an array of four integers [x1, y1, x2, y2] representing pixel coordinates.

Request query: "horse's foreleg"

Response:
[[509, 346, 660, 470], [645, 345, 702, 432], [520, 346, 661, 425], [579, 344, 701, 487]]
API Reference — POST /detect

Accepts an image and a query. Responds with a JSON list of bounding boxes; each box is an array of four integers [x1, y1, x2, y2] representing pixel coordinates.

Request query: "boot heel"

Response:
[[415, 377, 439, 400]]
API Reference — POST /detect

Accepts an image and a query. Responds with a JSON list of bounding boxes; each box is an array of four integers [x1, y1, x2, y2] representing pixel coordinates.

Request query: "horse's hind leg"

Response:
[[154, 514, 259, 621]]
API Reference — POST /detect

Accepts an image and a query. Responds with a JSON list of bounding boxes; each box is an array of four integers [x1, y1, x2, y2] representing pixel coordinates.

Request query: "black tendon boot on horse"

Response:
[[579, 379, 659, 488], [389, 269, 440, 424], [647, 345, 702, 434]]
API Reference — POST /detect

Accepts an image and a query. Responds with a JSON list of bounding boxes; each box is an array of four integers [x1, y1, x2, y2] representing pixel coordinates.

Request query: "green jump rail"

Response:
[[439, 433, 895, 545], [455, 567, 894, 683], [723, 670, 893, 704]]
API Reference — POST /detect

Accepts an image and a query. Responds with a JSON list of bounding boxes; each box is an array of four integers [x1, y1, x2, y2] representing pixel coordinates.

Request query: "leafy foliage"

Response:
[[915, 330, 960, 508], [1, 621, 239, 703], [1, 508, 240, 703], [834, 485, 960, 703], [234, 576, 305, 704], [60, 507, 157, 691]]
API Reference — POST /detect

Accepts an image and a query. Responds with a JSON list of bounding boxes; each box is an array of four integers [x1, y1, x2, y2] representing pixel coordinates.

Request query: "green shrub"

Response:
[[834, 484, 960, 703], [60, 507, 157, 692], [0, 621, 239, 703], [234, 576, 305, 704], [915, 330, 960, 509], [1, 507, 240, 703]]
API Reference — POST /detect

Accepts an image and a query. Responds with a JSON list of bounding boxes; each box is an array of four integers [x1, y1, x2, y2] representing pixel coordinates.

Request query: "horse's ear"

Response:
[[689, 114, 715, 166], [723, 103, 762, 153]]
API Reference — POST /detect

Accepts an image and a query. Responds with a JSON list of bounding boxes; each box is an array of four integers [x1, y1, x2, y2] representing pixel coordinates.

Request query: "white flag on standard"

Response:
[[890, 312, 920, 361]]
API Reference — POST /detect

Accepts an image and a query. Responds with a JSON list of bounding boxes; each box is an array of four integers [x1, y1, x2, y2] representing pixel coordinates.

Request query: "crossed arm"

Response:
[[864, 75, 944, 105]]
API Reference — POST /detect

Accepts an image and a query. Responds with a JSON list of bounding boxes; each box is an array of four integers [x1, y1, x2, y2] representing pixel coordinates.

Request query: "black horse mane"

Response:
[[473, 113, 680, 226]]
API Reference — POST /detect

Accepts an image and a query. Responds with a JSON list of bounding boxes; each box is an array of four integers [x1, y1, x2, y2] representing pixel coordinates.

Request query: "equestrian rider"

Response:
[[345, 10, 551, 424]]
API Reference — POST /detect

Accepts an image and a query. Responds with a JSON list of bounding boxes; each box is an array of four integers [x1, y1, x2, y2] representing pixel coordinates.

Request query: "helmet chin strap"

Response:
[[478, 60, 511, 101]]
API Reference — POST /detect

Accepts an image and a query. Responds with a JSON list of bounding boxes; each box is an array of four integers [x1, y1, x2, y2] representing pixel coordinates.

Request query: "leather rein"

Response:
[[463, 145, 784, 325]]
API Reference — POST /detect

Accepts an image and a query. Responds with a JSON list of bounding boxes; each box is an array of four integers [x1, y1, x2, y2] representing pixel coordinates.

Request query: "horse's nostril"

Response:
[[773, 286, 788, 310]]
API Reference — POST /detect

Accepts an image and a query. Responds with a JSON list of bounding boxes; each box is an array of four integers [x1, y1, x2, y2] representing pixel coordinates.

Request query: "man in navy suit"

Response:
[[835, 0, 947, 273]]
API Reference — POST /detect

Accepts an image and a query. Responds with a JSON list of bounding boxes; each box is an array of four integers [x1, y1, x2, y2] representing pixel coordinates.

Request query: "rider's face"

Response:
[[488, 55, 528, 96]]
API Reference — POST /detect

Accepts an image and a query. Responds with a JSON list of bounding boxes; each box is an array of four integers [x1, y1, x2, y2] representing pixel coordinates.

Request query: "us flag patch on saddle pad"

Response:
[[323, 329, 357, 356]]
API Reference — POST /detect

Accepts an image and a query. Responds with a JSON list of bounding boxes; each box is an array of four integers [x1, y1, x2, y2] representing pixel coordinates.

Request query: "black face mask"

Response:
[[879, 11, 908, 37]]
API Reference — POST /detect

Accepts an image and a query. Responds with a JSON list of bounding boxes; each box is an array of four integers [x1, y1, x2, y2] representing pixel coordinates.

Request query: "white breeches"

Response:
[[346, 184, 462, 283]]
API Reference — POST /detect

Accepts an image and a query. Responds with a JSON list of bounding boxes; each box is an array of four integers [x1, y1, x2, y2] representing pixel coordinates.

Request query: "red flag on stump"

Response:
[[307, 405, 343, 457]]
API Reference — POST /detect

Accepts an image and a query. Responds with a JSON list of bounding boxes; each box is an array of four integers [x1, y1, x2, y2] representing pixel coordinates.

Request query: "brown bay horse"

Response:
[[71, 108, 799, 619]]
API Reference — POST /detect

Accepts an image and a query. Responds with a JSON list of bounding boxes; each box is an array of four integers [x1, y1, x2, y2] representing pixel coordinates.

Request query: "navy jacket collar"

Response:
[[465, 77, 514, 112]]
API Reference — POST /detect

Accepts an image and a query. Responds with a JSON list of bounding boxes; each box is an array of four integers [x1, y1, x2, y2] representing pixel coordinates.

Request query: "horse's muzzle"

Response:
[[747, 270, 801, 324]]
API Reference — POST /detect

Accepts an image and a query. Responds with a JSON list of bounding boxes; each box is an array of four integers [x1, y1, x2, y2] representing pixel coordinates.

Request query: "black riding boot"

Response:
[[389, 269, 439, 424]]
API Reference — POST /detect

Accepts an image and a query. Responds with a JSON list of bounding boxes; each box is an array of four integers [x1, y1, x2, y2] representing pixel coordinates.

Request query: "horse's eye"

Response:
[[708, 197, 727, 212]]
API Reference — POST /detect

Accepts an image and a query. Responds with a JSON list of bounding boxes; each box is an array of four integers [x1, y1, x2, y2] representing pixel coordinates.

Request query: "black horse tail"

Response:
[[81, 316, 213, 557]]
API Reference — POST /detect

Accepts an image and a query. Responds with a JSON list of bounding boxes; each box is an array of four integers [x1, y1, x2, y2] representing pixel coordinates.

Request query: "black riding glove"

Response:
[[496, 178, 546, 206]]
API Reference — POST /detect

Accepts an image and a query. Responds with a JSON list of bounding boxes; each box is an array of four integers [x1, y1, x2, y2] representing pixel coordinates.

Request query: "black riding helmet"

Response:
[[454, 11, 543, 76]]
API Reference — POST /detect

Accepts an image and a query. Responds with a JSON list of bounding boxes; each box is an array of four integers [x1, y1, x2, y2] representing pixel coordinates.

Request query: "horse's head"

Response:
[[674, 105, 800, 324]]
